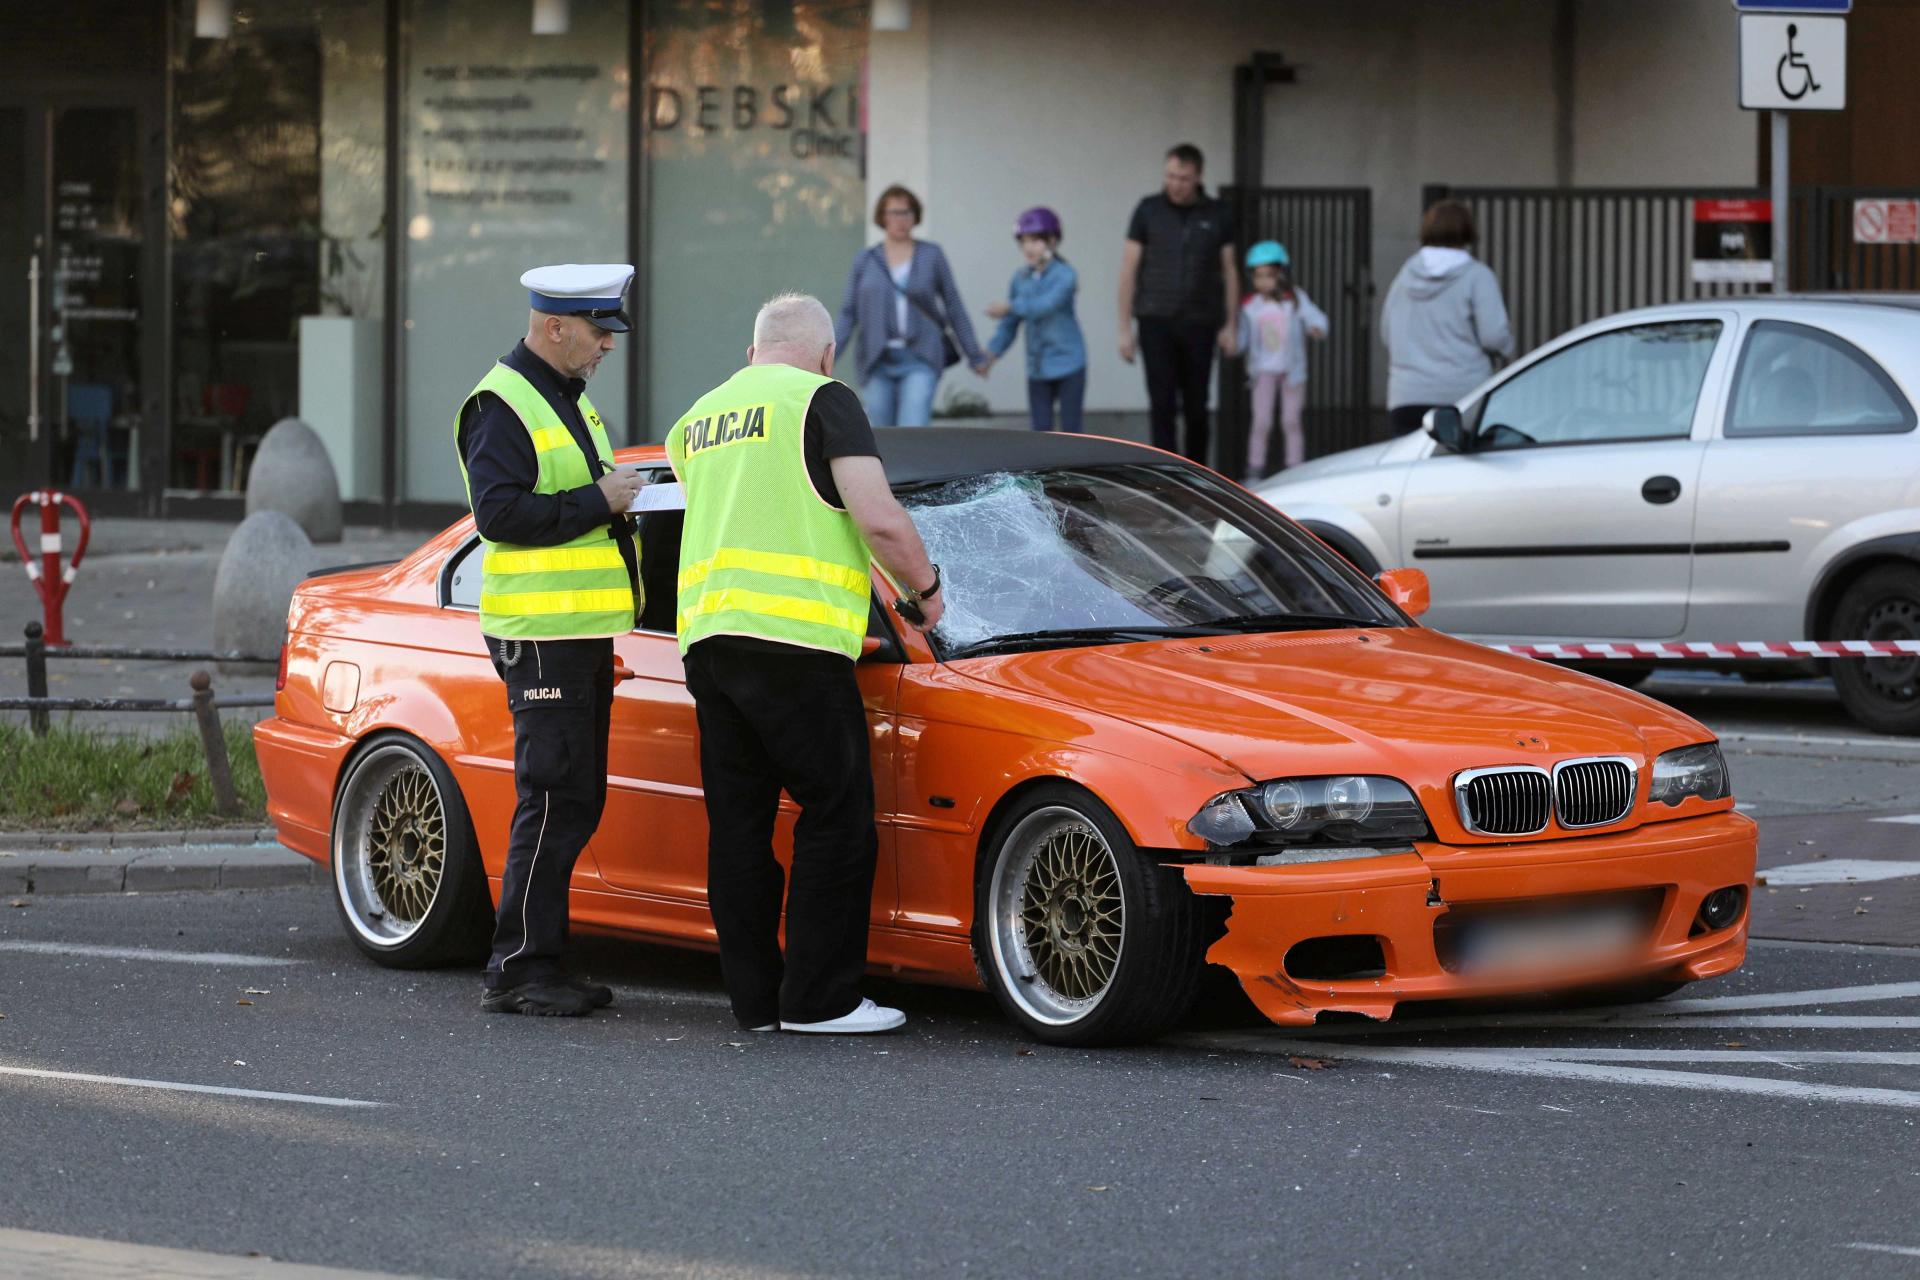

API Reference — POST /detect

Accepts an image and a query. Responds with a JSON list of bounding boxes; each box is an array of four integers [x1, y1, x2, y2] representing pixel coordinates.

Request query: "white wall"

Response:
[[1572, 0, 1758, 187]]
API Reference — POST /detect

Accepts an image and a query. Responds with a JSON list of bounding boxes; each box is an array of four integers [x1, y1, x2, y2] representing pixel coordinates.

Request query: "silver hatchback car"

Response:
[[1255, 297, 1920, 734]]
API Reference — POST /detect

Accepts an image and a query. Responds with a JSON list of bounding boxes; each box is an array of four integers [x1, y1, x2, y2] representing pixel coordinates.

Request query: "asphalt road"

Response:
[[2, 680, 1918, 1279]]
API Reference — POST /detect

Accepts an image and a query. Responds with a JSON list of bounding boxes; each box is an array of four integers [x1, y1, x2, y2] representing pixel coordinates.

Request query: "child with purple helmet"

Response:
[[984, 207, 1089, 431]]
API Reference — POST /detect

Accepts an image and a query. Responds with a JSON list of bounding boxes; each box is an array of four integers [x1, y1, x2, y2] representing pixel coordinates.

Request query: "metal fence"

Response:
[[1220, 185, 1376, 472], [1421, 183, 1920, 357]]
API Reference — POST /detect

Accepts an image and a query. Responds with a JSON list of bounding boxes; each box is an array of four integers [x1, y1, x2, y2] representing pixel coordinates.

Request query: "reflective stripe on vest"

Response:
[[666, 364, 871, 659], [454, 363, 636, 640]]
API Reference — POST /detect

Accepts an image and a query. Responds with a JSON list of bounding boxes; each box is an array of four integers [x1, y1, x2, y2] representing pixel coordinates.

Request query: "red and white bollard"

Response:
[[10, 489, 91, 648]]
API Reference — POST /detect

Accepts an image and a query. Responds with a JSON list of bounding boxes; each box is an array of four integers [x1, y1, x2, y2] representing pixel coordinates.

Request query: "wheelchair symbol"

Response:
[[1777, 23, 1822, 101]]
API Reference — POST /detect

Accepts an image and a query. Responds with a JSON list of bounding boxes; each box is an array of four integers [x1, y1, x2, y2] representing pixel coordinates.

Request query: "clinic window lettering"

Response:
[[647, 82, 860, 158]]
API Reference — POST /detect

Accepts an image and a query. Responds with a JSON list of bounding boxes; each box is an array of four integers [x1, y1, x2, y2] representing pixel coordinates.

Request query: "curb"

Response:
[[0, 827, 278, 851], [0, 834, 317, 897]]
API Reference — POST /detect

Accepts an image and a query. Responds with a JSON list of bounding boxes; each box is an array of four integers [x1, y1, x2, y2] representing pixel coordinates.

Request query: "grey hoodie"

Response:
[[1379, 247, 1515, 409]]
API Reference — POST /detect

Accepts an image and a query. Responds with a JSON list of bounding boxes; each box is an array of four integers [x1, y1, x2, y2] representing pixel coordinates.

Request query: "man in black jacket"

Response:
[[1116, 143, 1239, 466]]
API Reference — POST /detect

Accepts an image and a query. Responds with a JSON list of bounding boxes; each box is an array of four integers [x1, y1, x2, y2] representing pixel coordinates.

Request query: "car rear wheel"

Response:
[[974, 784, 1206, 1046], [1832, 565, 1920, 735], [332, 734, 492, 968]]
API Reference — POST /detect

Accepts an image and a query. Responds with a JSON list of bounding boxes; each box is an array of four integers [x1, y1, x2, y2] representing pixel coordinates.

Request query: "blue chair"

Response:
[[67, 383, 117, 489]]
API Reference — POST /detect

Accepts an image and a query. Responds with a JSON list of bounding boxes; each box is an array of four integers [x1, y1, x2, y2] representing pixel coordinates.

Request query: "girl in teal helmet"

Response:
[[1234, 239, 1328, 482]]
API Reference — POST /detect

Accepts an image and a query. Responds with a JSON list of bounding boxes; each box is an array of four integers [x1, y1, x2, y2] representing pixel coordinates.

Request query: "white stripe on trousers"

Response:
[[503, 641, 548, 980]]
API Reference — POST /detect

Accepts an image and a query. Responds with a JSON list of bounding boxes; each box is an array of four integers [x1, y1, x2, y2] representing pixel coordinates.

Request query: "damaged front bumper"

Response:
[[1180, 811, 1756, 1026]]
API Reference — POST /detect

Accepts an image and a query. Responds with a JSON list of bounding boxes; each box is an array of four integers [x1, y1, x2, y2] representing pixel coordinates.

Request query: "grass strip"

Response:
[[0, 721, 266, 830]]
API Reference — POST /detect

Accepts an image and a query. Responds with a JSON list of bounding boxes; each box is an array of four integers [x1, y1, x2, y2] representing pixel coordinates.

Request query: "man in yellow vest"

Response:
[[668, 293, 942, 1034], [456, 263, 643, 1017]]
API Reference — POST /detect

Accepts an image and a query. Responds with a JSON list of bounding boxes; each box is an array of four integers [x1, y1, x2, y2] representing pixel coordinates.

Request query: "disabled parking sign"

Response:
[[1738, 13, 1846, 110]]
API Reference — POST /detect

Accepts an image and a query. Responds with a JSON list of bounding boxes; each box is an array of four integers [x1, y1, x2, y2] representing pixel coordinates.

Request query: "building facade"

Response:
[[2, 0, 1911, 522]]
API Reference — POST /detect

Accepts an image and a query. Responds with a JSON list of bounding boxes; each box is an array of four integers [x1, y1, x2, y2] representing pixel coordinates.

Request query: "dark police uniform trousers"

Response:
[[459, 339, 637, 992], [485, 635, 614, 989]]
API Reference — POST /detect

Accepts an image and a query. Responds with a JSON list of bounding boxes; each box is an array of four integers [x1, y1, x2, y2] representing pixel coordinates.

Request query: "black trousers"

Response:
[[1138, 315, 1219, 465], [681, 639, 877, 1029], [484, 636, 614, 991]]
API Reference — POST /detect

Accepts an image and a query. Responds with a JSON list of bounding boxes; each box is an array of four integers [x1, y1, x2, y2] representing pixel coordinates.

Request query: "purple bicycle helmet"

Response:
[[1014, 206, 1063, 240]]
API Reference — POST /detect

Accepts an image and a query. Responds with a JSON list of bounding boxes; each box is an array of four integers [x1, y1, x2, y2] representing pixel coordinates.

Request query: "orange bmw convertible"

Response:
[[256, 429, 1755, 1045]]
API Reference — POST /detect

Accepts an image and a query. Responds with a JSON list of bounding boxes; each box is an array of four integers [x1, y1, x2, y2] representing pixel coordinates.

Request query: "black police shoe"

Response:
[[561, 975, 614, 1009], [481, 980, 595, 1017]]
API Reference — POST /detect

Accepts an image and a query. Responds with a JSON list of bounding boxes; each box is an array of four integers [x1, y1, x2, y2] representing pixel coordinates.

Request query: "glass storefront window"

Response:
[[643, 0, 868, 436], [170, 0, 389, 498], [401, 0, 631, 504]]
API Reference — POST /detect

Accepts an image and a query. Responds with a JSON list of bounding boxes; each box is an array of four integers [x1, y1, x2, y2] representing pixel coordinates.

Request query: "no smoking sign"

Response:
[[1854, 199, 1920, 245]]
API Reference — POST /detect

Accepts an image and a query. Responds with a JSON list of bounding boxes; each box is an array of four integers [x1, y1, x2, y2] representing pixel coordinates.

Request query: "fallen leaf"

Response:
[[1086, 1185, 1109, 1193], [236, 999, 253, 1006], [1854, 906, 1870, 915], [114, 797, 141, 817], [8, 900, 27, 909], [164, 771, 197, 809], [1722, 1041, 1746, 1048], [243, 988, 271, 996], [1288, 1055, 1338, 1071], [1016, 1048, 1035, 1057], [233, 1060, 247, 1066]]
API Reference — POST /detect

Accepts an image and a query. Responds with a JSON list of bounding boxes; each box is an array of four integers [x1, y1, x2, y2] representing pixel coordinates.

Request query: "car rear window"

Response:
[[1726, 320, 1916, 438]]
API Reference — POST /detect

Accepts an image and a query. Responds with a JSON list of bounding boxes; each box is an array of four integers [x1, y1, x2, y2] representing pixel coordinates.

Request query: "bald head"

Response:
[[748, 292, 835, 375]]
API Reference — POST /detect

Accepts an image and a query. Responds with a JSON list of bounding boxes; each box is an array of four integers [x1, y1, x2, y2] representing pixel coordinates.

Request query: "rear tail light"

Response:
[[276, 643, 289, 692]]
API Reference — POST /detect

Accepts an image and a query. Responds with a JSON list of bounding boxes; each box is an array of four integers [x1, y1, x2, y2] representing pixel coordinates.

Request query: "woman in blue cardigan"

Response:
[[834, 184, 988, 426]]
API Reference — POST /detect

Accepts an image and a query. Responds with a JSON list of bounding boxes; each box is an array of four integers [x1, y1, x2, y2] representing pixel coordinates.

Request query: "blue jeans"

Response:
[[862, 347, 940, 427], [1027, 368, 1086, 432]]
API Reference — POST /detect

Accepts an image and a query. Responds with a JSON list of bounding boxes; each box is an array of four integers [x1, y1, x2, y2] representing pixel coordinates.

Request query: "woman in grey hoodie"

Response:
[[1380, 200, 1515, 433]]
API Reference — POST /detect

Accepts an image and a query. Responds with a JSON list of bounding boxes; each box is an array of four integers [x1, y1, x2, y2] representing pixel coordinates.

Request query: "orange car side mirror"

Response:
[[860, 634, 886, 659], [613, 660, 636, 684], [1376, 567, 1430, 618]]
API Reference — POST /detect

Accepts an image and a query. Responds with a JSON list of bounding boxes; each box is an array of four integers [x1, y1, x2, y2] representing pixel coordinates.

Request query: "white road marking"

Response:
[[1869, 815, 1920, 825], [1718, 730, 1920, 751], [1447, 1047, 1920, 1066], [1848, 1244, 1920, 1259], [1656, 979, 1920, 1011], [0, 941, 302, 966], [1264, 1014, 1920, 1037], [0, 1064, 384, 1108], [1187, 1037, 1920, 1111], [1760, 860, 1920, 886]]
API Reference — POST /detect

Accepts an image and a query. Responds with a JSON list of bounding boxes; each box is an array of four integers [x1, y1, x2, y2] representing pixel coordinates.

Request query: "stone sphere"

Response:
[[246, 417, 342, 543], [213, 510, 312, 666]]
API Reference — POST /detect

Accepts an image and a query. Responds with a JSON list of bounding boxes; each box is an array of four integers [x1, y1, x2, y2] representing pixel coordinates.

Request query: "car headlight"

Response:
[[1186, 775, 1431, 848], [1649, 743, 1731, 806]]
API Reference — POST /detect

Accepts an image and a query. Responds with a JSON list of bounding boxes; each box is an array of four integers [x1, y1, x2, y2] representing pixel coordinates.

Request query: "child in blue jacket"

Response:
[[984, 207, 1088, 431]]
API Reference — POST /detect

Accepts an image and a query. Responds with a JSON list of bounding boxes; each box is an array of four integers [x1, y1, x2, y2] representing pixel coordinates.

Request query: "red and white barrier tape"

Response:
[[1496, 640, 1920, 661]]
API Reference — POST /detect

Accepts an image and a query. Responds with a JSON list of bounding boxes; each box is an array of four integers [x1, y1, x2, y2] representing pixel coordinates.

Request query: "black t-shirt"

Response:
[[690, 378, 880, 659], [1127, 191, 1236, 324], [804, 378, 879, 508]]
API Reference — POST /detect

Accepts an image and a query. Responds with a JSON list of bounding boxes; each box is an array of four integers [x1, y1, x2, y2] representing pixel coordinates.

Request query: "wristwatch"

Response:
[[906, 563, 941, 602]]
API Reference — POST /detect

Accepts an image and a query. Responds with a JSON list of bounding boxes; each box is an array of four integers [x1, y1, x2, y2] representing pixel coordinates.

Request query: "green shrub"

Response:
[[0, 721, 266, 829]]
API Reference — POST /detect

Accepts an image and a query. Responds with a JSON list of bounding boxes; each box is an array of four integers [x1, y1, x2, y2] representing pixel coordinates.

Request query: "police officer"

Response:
[[456, 263, 643, 1017], [667, 292, 942, 1035]]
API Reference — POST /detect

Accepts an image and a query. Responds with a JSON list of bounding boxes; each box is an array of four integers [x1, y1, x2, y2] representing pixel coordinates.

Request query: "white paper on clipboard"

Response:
[[627, 481, 685, 513]]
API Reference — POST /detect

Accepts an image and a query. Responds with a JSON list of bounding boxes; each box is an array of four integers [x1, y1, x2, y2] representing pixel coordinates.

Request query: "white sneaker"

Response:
[[780, 997, 906, 1035]]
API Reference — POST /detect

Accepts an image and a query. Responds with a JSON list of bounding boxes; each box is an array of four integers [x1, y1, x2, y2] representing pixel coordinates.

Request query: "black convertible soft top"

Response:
[[872, 427, 1176, 488]]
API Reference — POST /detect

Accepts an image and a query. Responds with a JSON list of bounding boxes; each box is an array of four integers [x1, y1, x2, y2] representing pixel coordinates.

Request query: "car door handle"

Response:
[[1641, 475, 1682, 505]]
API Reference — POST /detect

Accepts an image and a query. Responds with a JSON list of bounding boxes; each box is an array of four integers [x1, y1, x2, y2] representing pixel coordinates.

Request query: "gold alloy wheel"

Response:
[[366, 764, 445, 924], [989, 806, 1128, 1025], [334, 743, 450, 947]]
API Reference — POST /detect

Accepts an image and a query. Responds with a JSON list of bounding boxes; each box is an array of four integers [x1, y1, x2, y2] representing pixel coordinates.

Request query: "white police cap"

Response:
[[521, 263, 634, 332]]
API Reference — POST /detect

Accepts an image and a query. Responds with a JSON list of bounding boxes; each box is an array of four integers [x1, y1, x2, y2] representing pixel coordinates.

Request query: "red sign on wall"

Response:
[[1691, 199, 1772, 283], [1854, 199, 1920, 245]]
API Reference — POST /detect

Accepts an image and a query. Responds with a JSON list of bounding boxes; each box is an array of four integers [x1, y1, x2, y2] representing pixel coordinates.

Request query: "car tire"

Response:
[[1832, 564, 1920, 735], [1570, 661, 1655, 689], [331, 733, 493, 968], [973, 783, 1206, 1047], [1300, 522, 1380, 577]]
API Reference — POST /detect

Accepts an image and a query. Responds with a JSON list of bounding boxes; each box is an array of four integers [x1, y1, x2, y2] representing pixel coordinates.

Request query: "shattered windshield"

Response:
[[899, 464, 1402, 658]]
